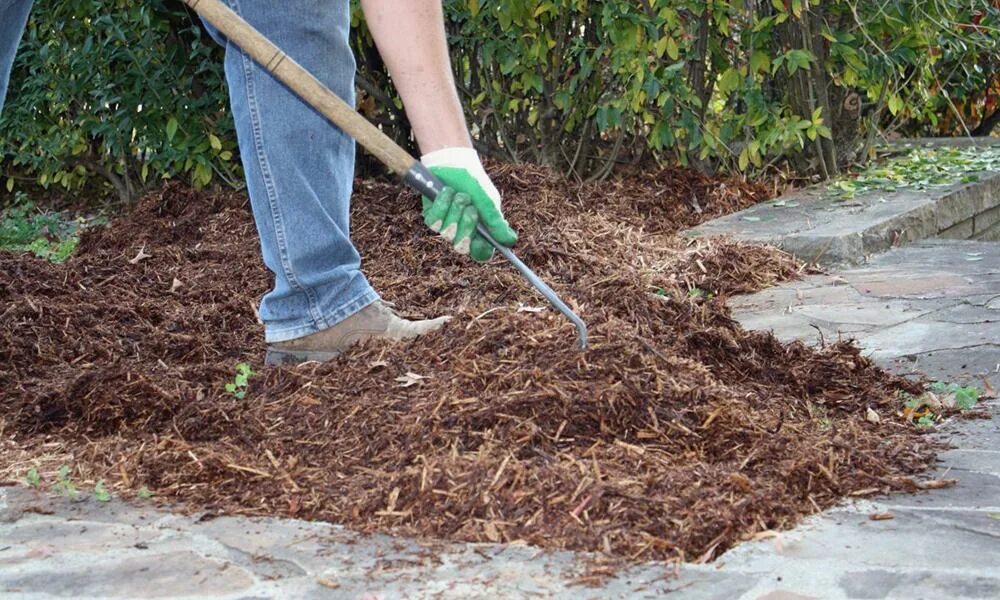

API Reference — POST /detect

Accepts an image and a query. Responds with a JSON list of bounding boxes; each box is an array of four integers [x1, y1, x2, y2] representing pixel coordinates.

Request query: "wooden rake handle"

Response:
[[181, 0, 588, 350]]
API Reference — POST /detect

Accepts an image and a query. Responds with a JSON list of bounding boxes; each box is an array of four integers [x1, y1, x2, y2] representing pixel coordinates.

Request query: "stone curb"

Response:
[[687, 140, 1000, 267]]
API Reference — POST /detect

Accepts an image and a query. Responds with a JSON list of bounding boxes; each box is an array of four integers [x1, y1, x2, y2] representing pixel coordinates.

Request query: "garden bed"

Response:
[[0, 165, 938, 563]]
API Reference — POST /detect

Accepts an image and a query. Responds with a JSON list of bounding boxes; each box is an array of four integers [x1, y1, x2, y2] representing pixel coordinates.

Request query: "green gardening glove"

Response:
[[420, 147, 518, 263]]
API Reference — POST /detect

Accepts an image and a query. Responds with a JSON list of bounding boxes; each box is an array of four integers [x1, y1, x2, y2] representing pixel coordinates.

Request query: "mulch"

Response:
[[0, 164, 938, 563]]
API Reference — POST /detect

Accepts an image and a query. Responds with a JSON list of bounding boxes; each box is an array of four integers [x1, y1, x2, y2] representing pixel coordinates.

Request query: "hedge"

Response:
[[1, 0, 998, 201]]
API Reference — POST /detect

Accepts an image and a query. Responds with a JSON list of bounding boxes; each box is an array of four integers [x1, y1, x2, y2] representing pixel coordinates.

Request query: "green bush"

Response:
[[355, 0, 1000, 180], [0, 0, 237, 203], [2, 0, 998, 199]]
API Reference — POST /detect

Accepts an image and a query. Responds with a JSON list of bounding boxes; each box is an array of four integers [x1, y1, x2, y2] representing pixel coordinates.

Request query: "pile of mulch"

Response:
[[0, 165, 938, 563]]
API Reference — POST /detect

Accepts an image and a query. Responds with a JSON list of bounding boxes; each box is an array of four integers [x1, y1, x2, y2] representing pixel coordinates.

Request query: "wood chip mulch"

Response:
[[0, 165, 938, 563]]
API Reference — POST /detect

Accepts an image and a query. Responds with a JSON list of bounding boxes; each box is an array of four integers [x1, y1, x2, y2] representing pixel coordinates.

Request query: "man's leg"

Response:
[[0, 0, 32, 114], [208, 0, 379, 343]]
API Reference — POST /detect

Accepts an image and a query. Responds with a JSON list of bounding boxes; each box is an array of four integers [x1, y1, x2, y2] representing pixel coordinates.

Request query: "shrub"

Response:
[[0, 0, 237, 203], [356, 0, 1000, 180], [3, 0, 998, 198]]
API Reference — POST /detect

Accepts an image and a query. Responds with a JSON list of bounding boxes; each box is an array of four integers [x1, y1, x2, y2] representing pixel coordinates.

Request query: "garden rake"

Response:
[[181, 0, 588, 350]]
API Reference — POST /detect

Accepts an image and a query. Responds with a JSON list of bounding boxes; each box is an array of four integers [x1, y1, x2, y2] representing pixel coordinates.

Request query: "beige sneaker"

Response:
[[265, 301, 451, 365]]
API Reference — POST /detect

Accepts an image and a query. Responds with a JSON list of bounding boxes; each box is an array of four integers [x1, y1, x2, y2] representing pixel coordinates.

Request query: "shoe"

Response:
[[265, 301, 451, 365]]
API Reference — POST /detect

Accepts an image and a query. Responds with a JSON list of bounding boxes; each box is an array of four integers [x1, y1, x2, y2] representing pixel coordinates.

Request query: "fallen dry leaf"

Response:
[[981, 376, 995, 399], [127, 246, 151, 264], [750, 529, 781, 541], [729, 472, 753, 493], [316, 578, 340, 589], [395, 372, 428, 387], [483, 521, 501, 542], [915, 479, 957, 490], [516, 303, 546, 313], [888, 476, 958, 491]]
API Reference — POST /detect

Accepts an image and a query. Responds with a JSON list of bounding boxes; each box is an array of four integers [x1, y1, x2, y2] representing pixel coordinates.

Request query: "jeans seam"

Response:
[[233, 12, 329, 332]]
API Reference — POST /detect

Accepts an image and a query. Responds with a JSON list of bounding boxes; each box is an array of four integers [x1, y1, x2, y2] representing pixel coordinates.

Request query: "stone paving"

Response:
[[720, 238, 1000, 600], [689, 142, 1000, 267], [2, 234, 999, 596]]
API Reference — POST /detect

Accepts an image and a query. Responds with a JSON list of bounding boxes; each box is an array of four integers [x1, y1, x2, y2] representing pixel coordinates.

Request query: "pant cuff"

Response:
[[263, 287, 380, 344]]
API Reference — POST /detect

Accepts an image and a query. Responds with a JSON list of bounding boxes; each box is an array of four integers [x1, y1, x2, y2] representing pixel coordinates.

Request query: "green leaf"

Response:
[[25, 467, 41, 488], [887, 95, 904, 116], [166, 117, 179, 142], [750, 51, 770, 74], [953, 386, 978, 410], [665, 37, 679, 61], [784, 49, 815, 74], [94, 481, 112, 502], [718, 67, 741, 95]]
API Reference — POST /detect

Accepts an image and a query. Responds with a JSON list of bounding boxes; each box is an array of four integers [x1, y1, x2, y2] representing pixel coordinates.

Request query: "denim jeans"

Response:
[[0, 0, 378, 343], [0, 0, 32, 115]]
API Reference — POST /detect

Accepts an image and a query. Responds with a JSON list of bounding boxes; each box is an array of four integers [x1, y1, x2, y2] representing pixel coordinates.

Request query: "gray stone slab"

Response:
[[974, 205, 1000, 234], [976, 220, 1000, 242], [941, 416, 1000, 452], [918, 302, 1000, 325], [884, 347, 1000, 385], [839, 569, 1000, 600], [856, 322, 999, 360], [0, 551, 257, 598], [935, 449, 1000, 475], [793, 301, 933, 327], [721, 505, 1000, 571], [939, 216, 975, 239], [688, 168, 1000, 267], [844, 271, 980, 300], [0, 486, 762, 599], [733, 311, 862, 344], [851, 239, 1000, 273], [877, 471, 1000, 511]]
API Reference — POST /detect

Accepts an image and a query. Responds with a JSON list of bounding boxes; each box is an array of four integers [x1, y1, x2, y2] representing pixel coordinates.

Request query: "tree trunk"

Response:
[[775, 4, 853, 179], [972, 107, 1000, 137]]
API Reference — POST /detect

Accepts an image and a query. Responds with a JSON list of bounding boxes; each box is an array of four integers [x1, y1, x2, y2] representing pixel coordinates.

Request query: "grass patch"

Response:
[[0, 192, 83, 263]]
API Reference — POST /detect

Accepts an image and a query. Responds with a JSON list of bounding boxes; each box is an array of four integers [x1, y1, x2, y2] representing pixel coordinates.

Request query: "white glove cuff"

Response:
[[420, 146, 482, 170]]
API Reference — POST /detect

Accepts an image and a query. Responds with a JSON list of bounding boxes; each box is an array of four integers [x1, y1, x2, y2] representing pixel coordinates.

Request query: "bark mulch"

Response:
[[0, 165, 938, 564]]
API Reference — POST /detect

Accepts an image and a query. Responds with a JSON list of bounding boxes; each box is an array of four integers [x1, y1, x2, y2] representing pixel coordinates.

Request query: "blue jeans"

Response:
[[0, 0, 31, 115], [0, 0, 378, 343]]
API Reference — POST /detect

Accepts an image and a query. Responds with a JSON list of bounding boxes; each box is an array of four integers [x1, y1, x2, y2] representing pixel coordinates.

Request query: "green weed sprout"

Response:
[[25, 467, 41, 488], [225, 362, 255, 399], [94, 480, 112, 502], [54, 465, 77, 499]]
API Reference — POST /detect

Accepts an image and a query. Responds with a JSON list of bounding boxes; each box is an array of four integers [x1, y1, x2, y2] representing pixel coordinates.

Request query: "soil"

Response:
[[0, 165, 938, 563]]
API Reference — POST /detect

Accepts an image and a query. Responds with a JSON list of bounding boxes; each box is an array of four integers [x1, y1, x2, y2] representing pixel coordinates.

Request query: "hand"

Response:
[[420, 147, 518, 263]]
